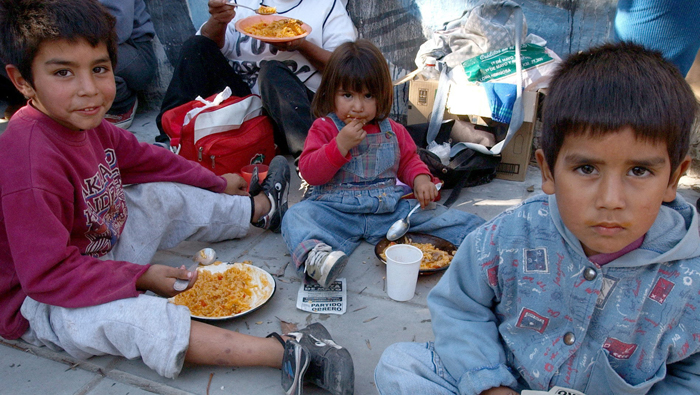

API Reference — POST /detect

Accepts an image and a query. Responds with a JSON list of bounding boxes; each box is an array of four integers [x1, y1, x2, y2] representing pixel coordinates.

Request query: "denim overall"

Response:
[[281, 114, 485, 269]]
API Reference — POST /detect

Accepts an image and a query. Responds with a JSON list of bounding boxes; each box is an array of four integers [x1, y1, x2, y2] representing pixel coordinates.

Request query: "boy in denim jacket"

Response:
[[375, 42, 700, 394]]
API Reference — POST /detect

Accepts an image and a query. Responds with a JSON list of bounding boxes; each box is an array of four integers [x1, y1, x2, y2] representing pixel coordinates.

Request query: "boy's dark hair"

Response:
[[541, 41, 698, 174], [0, 0, 117, 87], [312, 39, 393, 121]]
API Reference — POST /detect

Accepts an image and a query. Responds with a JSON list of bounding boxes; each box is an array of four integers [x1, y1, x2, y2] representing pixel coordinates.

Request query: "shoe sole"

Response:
[[321, 254, 348, 288]]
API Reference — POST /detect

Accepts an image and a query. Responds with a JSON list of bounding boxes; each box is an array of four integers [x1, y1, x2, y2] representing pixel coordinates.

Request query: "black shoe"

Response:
[[253, 155, 290, 232], [281, 338, 310, 395], [696, 197, 699, 212], [287, 323, 354, 395]]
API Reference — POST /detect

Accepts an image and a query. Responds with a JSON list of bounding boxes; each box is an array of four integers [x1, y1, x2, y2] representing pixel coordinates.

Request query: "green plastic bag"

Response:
[[462, 43, 554, 83]]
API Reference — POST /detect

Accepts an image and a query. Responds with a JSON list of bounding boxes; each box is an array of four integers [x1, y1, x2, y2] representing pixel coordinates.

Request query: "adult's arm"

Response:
[[200, 0, 236, 48]]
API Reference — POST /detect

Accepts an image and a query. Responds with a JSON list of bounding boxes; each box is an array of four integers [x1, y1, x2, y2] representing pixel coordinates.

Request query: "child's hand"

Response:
[[336, 119, 366, 156], [480, 387, 519, 395], [136, 264, 199, 297], [412, 174, 437, 208], [221, 173, 249, 196]]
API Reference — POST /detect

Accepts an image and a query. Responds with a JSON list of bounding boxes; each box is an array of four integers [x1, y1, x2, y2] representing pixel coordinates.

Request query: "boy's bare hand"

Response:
[[208, 0, 236, 24], [480, 387, 519, 395], [412, 174, 437, 208], [336, 119, 366, 156], [221, 173, 249, 196], [136, 264, 199, 298]]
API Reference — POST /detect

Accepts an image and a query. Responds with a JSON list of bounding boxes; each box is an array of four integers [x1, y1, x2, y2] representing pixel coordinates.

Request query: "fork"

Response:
[[226, 1, 276, 14]]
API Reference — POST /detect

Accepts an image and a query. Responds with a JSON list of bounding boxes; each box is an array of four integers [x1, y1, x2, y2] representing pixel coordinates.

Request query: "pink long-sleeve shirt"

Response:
[[0, 105, 226, 339], [298, 116, 433, 186]]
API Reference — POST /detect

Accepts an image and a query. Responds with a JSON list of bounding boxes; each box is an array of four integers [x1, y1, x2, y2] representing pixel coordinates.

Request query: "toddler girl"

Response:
[[281, 40, 484, 288]]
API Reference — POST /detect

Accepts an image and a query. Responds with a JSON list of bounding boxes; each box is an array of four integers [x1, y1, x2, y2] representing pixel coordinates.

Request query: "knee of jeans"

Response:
[[375, 343, 414, 391], [182, 35, 217, 54], [259, 60, 286, 81]]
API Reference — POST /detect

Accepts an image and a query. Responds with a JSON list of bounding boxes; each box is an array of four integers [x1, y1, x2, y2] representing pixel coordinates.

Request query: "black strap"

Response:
[[266, 332, 286, 346]]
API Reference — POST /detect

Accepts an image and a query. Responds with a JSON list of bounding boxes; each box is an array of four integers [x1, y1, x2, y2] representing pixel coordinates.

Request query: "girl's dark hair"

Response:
[[541, 41, 698, 174], [311, 39, 393, 121], [0, 0, 117, 86]]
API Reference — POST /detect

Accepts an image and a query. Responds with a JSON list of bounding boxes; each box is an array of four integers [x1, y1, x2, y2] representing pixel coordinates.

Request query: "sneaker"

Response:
[[281, 339, 310, 395], [104, 97, 138, 129], [305, 243, 348, 288], [253, 155, 290, 232], [287, 323, 354, 395]]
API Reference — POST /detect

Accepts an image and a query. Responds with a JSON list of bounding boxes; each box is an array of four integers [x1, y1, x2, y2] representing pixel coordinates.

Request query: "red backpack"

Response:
[[161, 88, 277, 175]]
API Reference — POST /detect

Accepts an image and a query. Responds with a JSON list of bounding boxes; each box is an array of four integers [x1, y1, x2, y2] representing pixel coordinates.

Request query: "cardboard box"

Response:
[[407, 79, 540, 182], [406, 79, 439, 125]]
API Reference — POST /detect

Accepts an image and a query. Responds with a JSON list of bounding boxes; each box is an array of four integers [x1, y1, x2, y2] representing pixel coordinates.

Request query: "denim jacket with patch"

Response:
[[428, 194, 700, 394]]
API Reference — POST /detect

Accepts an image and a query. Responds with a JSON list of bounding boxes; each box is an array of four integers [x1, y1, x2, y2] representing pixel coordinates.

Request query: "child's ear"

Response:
[[5, 64, 34, 100], [663, 155, 692, 202], [535, 149, 555, 195]]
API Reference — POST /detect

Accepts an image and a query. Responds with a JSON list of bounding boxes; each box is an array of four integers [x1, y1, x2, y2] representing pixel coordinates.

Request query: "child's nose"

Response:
[[351, 98, 363, 111], [77, 75, 100, 96], [596, 176, 626, 209]]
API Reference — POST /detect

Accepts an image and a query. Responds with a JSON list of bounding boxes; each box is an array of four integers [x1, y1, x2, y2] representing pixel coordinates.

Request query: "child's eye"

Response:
[[364, 93, 374, 99], [342, 92, 352, 99], [575, 165, 597, 175], [54, 69, 72, 77], [629, 166, 651, 177], [93, 66, 110, 74]]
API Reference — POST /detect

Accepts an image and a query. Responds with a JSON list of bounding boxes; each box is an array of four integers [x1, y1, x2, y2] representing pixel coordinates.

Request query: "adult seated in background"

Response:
[[100, 0, 157, 129], [155, 0, 357, 157], [615, 0, 700, 77]]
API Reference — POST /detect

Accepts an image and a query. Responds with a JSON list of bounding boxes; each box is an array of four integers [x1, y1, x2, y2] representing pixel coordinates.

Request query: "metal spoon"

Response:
[[387, 203, 421, 241], [386, 183, 443, 241], [226, 1, 276, 14], [173, 248, 217, 291]]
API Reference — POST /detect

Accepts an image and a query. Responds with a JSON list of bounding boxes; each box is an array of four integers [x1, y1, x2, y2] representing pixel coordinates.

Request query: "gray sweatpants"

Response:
[[21, 182, 252, 378]]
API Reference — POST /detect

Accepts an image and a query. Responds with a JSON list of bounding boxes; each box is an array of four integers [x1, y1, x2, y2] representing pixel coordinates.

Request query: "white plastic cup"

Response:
[[385, 244, 423, 301]]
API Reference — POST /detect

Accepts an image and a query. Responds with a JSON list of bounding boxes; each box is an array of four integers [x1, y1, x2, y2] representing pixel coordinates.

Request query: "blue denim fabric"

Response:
[[375, 342, 460, 395], [615, 0, 700, 77], [281, 115, 485, 269]]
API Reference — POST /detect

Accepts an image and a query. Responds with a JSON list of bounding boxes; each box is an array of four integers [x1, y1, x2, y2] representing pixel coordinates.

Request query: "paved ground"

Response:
[[0, 107, 699, 395]]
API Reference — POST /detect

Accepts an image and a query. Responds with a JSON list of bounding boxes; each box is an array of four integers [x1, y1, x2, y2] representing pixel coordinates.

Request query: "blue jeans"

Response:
[[281, 195, 485, 269], [615, 0, 700, 77], [375, 342, 461, 395]]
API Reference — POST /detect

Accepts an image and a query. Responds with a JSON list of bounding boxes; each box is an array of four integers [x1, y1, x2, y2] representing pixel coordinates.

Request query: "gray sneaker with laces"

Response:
[[305, 243, 348, 288]]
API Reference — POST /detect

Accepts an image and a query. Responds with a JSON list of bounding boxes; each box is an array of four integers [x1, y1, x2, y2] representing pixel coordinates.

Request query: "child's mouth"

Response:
[[592, 223, 624, 236]]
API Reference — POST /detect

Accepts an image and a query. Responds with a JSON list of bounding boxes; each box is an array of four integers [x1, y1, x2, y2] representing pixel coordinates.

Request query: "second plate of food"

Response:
[[235, 15, 312, 42], [375, 233, 457, 275], [169, 262, 275, 320]]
